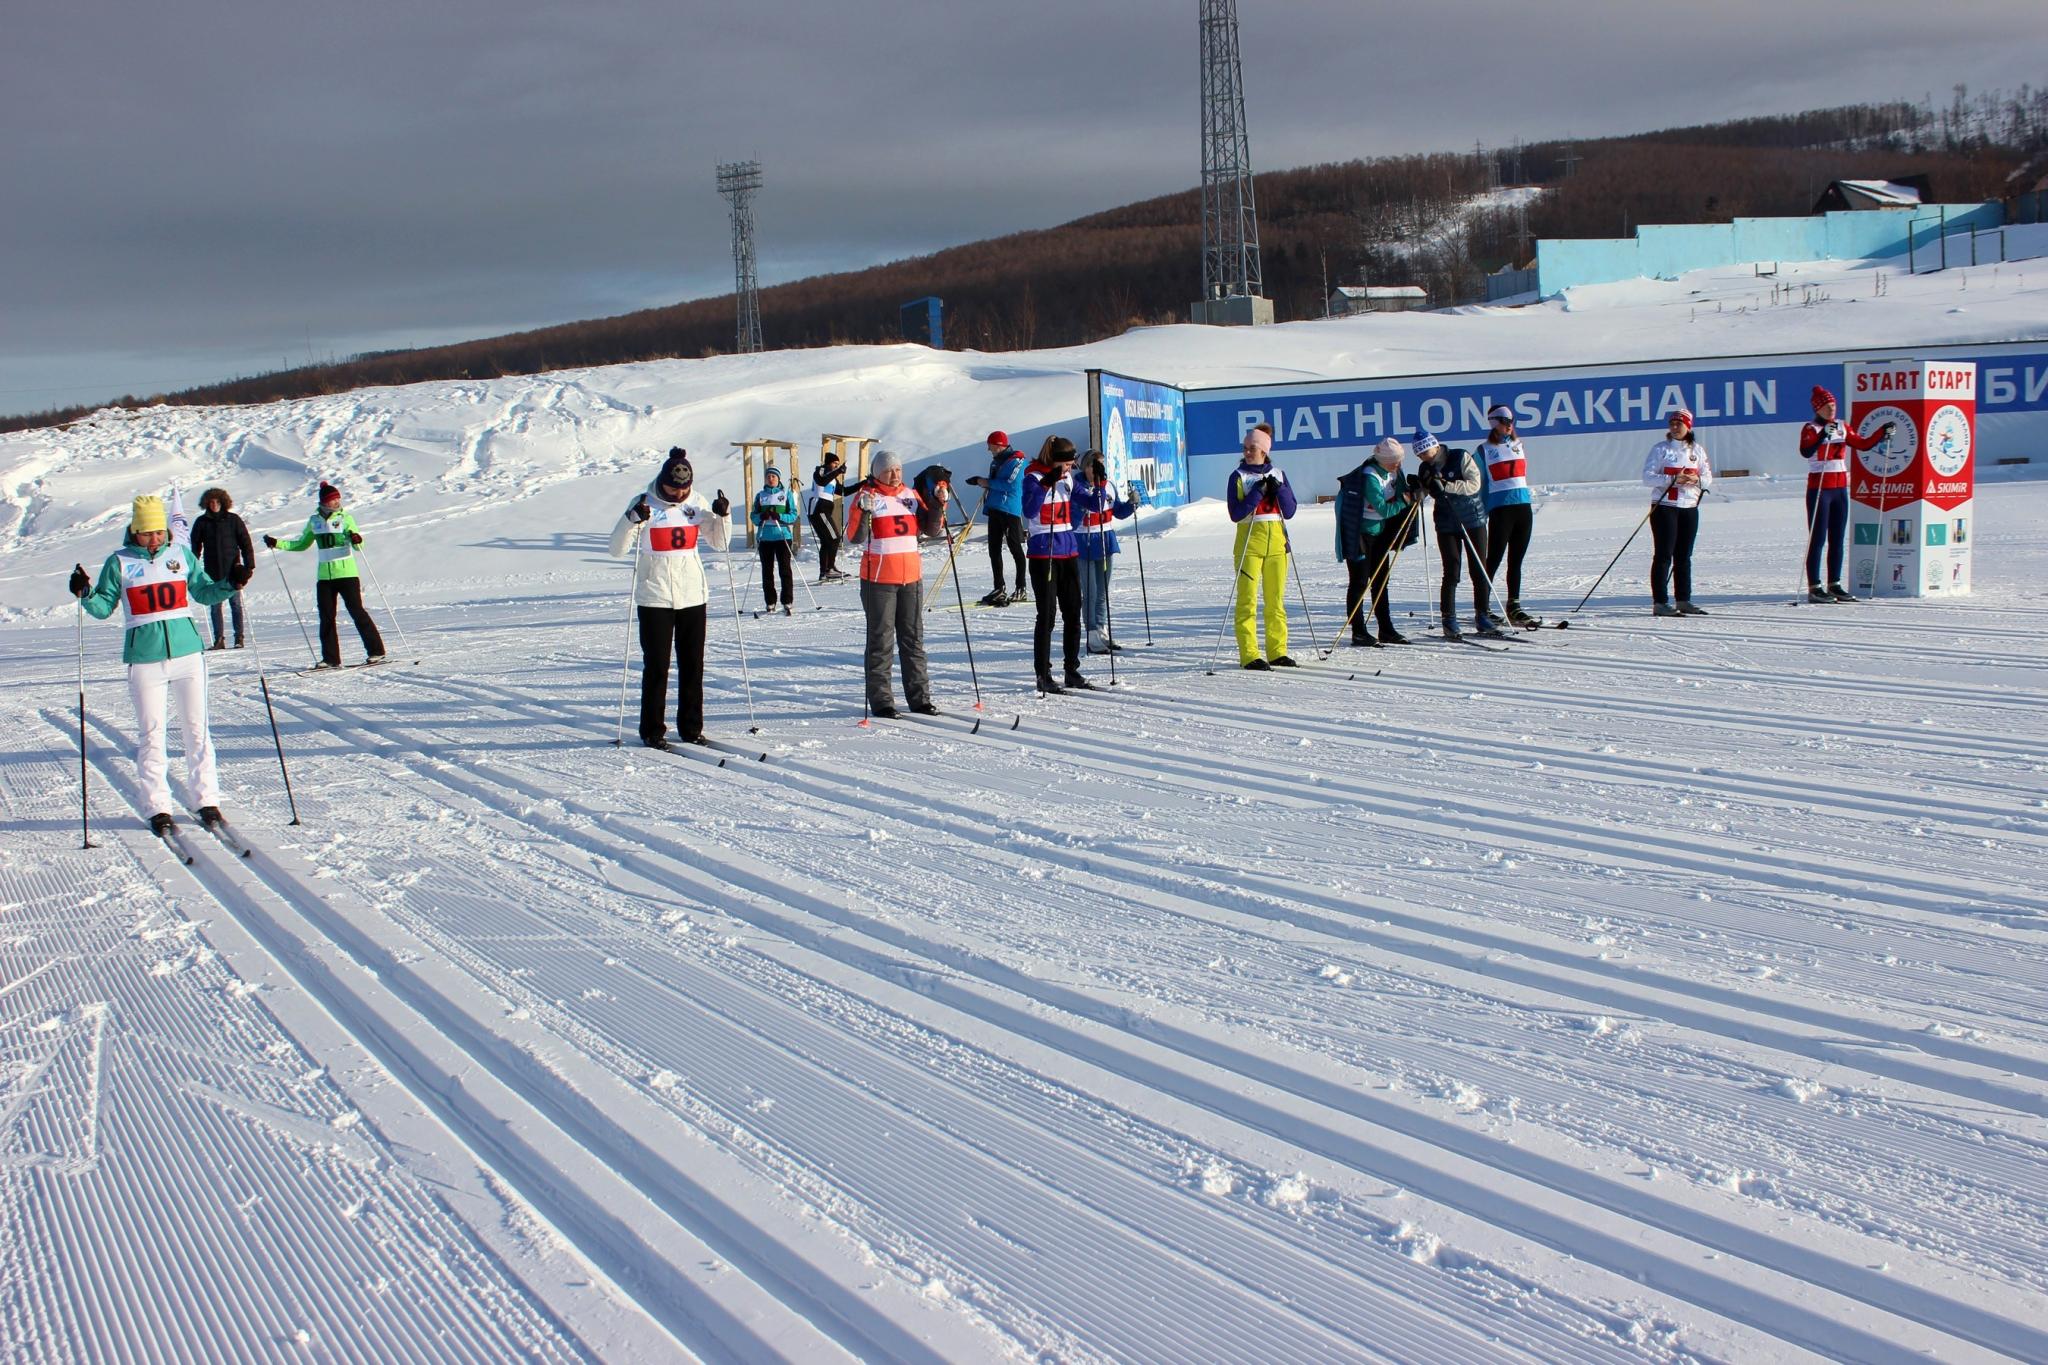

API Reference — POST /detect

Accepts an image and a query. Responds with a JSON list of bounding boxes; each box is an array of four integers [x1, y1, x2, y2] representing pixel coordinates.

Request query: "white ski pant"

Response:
[[127, 653, 218, 815]]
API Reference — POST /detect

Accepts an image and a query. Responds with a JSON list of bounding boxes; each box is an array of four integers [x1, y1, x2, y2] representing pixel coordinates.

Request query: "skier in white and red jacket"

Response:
[[609, 448, 731, 749], [1642, 409, 1714, 617], [1799, 385, 1893, 603]]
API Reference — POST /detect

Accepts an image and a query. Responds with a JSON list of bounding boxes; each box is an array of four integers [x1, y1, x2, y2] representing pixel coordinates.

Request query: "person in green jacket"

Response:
[[69, 494, 249, 834], [265, 481, 386, 667]]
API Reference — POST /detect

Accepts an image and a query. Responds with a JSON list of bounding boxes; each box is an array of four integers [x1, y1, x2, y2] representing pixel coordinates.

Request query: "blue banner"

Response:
[[1185, 345, 2048, 456], [1090, 370, 1188, 508]]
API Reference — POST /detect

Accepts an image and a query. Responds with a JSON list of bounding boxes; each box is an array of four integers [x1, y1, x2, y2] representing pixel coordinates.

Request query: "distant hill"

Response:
[[9, 84, 2043, 434]]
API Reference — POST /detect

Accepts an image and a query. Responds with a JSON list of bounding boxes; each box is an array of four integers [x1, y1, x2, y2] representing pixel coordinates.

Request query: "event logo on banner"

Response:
[[1088, 370, 1189, 507]]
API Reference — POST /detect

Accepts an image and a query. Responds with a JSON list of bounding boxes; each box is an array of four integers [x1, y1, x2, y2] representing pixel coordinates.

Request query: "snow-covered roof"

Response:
[[1832, 179, 1923, 208], [1334, 285, 1427, 299]]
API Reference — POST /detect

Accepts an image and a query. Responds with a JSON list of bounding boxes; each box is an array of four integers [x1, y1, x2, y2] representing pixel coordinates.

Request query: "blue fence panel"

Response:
[[1535, 238, 1640, 296], [1732, 216, 1825, 263], [1484, 267, 1538, 302], [1637, 223, 1737, 279]]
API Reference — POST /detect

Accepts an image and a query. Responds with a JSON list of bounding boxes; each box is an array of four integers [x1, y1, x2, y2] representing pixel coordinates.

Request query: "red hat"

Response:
[[318, 482, 341, 503], [1670, 408, 1694, 428], [987, 430, 1009, 447], [1811, 386, 1836, 409]]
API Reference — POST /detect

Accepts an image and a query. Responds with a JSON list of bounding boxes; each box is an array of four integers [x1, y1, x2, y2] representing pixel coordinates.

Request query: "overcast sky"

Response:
[[4, 0, 2042, 416]]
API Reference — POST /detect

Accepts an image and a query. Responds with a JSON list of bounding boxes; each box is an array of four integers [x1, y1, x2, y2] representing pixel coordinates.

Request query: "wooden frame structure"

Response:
[[734, 439, 802, 549]]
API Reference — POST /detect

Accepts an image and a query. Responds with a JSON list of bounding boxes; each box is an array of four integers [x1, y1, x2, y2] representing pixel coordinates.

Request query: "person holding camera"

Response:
[[1226, 424, 1298, 669], [1411, 434, 1506, 640]]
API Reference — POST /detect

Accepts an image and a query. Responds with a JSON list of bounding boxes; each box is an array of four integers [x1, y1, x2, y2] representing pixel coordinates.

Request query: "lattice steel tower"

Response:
[[1198, 0, 1262, 304], [716, 160, 764, 354]]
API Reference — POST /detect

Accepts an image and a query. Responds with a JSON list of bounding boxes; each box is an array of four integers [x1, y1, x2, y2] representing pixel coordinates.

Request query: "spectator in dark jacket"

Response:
[[190, 487, 256, 649]]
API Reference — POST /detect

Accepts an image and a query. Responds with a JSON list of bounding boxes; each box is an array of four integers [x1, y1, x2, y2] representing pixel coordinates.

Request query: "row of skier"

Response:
[[63, 380, 1893, 819]]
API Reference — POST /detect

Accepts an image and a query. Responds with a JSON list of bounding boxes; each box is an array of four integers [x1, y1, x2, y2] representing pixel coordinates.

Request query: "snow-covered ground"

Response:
[[3, 253, 2047, 1362]]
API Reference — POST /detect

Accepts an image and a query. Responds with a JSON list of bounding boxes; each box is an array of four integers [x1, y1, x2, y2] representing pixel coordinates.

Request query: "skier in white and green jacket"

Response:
[[264, 481, 386, 667], [69, 494, 248, 834]]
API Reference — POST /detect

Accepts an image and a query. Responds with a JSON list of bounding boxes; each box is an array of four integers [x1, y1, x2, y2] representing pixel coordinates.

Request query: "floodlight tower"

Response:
[[716, 160, 764, 354], [1195, 0, 1269, 324]]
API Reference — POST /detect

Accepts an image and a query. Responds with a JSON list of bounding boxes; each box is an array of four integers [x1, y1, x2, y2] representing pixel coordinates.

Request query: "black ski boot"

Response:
[[1242, 658, 1271, 671], [1064, 673, 1097, 691], [1806, 585, 1833, 603], [1474, 615, 1511, 640], [1270, 655, 1298, 668], [149, 812, 176, 836], [911, 701, 941, 716], [198, 805, 226, 829], [1506, 600, 1542, 629], [1827, 583, 1859, 602], [979, 588, 1008, 607], [1008, 588, 1029, 605], [1035, 675, 1064, 695], [1441, 618, 1464, 641], [1676, 601, 1709, 616], [1380, 629, 1411, 645]]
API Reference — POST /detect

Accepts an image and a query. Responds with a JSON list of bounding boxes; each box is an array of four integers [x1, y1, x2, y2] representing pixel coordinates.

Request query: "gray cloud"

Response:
[[5, 0, 2042, 411]]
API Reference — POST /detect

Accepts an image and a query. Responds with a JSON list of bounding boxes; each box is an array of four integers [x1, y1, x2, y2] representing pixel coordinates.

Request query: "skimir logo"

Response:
[[1925, 404, 1971, 476], [1856, 406, 1915, 477], [1105, 406, 1129, 481]]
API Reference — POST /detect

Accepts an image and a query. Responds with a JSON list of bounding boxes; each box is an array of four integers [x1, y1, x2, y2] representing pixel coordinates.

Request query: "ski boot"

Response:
[[1270, 655, 1299, 668], [1008, 588, 1029, 606], [1505, 600, 1542, 629], [1241, 658, 1271, 671], [1806, 585, 1833, 603], [1441, 618, 1464, 641], [1676, 601, 1709, 616], [1827, 583, 1859, 602], [197, 805, 226, 830], [1654, 602, 1682, 617], [1380, 629, 1411, 645], [1473, 615, 1512, 640], [1064, 673, 1098, 691], [1035, 674, 1065, 694], [978, 588, 1009, 607], [149, 812, 176, 836]]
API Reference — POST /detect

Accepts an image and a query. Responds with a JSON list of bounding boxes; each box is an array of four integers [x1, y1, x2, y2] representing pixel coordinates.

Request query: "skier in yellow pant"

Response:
[[1227, 425, 1299, 669]]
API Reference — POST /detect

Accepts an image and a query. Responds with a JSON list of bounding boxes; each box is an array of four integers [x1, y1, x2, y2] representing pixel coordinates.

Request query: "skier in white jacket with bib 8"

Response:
[[608, 448, 731, 749]]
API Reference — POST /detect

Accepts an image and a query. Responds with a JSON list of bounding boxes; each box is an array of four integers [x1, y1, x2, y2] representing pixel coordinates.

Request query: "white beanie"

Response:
[[1374, 437, 1406, 460], [873, 449, 903, 475]]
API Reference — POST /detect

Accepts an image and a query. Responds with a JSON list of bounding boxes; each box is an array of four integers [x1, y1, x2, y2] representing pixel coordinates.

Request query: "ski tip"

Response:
[[1007, 715, 1021, 731]]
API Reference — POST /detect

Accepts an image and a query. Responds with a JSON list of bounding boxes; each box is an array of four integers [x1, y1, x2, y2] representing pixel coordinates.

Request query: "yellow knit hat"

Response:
[[130, 495, 167, 534]]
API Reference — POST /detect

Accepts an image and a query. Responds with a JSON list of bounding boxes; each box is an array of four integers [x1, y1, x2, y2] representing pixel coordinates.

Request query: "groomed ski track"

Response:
[[5, 477, 2045, 1362]]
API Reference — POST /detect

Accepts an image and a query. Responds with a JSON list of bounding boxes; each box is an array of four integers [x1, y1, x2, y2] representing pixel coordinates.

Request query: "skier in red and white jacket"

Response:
[[1799, 385, 1892, 603]]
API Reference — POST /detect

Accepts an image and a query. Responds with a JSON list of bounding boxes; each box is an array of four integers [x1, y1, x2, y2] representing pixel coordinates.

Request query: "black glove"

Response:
[[966, 475, 984, 487], [68, 564, 90, 598], [347, 530, 363, 546], [711, 490, 731, 518], [1086, 457, 1108, 484], [1259, 474, 1279, 498], [1039, 470, 1059, 489], [228, 564, 253, 590], [629, 496, 652, 523], [262, 534, 279, 549]]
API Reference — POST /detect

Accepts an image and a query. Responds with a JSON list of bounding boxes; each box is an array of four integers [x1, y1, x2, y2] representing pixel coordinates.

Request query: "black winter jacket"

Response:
[[190, 510, 255, 582]]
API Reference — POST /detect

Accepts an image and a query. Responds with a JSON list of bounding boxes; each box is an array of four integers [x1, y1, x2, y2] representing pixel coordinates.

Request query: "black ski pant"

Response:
[[1649, 504, 1700, 605], [758, 540, 793, 607], [986, 510, 1027, 593], [1029, 556, 1083, 681], [1345, 526, 1401, 640], [809, 509, 842, 576], [316, 577, 385, 666], [637, 603, 706, 744], [1484, 502, 1533, 602], [1437, 521, 1491, 624]]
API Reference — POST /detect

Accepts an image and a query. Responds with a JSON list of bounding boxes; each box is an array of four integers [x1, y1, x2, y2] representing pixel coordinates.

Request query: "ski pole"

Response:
[[1126, 481, 1155, 645], [1455, 521, 1509, 627], [1205, 514, 1260, 674], [1568, 477, 1677, 618], [1322, 500, 1420, 657], [1090, 505, 1117, 688], [75, 597, 97, 849], [612, 543, 639, 746], [941, 504, 986, 712], [1281, 523, 1324, 657], [925, 488, 986, 610], [716, 512, 761, 733], [271, 553, 319, 666], [240, 605, 303, 825], [351, 543, 415, 661]]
